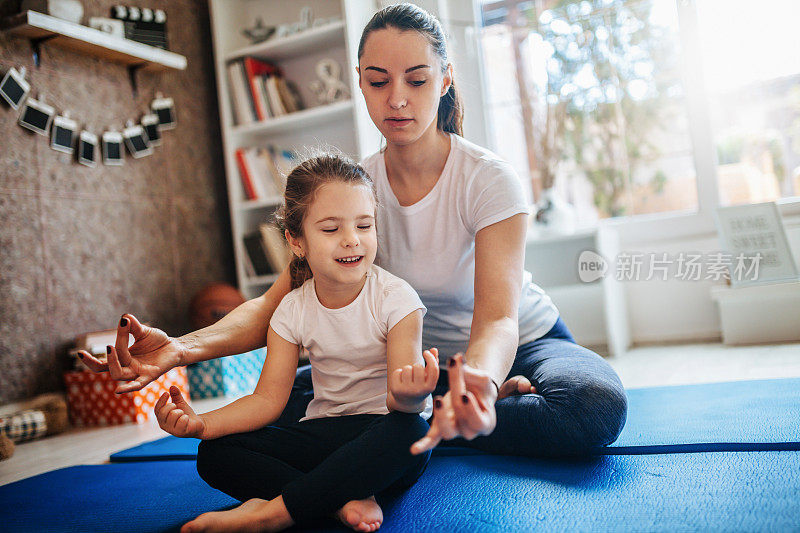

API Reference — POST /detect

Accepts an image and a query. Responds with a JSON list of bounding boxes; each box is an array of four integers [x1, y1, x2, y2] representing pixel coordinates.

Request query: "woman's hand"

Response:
[[77, 314, 184, 394], [154, 386, 206, 439], [388, 348, 440, 403], [410, 353, 498, 455]]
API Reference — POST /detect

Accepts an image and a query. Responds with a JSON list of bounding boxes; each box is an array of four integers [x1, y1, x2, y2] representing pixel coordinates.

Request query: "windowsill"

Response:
[[601, 196, 800, 246]]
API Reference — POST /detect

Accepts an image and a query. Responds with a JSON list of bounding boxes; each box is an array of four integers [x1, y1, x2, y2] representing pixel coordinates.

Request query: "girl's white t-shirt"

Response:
[[269, 264, 428, 421], [362, 134, 559, 361]]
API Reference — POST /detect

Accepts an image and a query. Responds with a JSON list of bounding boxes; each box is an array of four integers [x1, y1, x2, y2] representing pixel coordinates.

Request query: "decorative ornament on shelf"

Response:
[[21, 0, 84, 24], [241, 17, 275, 45], [88, 17, 125, 38], [533, 187, 577, 238], [308, 58, 349, 105], [274, 6, 313, 39]]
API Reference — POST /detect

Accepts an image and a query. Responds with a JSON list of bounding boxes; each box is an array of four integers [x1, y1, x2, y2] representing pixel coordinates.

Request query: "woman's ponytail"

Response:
[[438, 80, 463, 136]]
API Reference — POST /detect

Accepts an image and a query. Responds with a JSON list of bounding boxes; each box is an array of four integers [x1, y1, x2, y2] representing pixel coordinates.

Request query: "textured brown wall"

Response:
[[0, 1, 235, 403]]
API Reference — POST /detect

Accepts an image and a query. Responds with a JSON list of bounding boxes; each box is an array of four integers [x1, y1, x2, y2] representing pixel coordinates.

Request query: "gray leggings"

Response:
[[275, 317, 628, 457]]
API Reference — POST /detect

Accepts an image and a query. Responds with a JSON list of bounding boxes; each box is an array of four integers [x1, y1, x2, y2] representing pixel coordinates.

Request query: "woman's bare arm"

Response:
[[465, 213, 526, 387], [179, 266, 293, 365]]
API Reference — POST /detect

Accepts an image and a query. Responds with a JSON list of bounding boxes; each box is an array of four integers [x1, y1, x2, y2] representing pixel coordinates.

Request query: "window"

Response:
[[477, 0, 800, 228], [696, 0, 800, 206]]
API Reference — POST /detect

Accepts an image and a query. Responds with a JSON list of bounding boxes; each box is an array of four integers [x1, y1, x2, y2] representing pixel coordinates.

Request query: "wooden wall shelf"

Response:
[[1, 10, 187, 71]]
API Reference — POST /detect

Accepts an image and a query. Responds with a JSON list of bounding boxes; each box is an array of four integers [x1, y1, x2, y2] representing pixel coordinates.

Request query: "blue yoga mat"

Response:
[[110, 436, 479, 462], [3, 452, 799, 532], [110, 378, 800, 462], [610, 377, 800, 453]]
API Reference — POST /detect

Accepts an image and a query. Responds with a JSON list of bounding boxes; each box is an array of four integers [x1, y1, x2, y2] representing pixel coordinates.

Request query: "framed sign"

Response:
[[715, 202, 799, 286]]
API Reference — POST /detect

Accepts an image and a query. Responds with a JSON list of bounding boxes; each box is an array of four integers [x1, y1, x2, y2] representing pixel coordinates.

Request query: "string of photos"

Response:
[[0, 66, 176, 167]]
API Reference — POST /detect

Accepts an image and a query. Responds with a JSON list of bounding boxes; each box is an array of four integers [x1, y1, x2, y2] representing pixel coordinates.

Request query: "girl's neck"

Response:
[[384, 127, 451, 194], [313, 273, 368, 309]]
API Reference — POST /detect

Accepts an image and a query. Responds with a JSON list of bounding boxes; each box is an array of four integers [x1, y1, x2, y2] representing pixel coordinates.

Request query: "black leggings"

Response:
[[196, 411, 430, 526], [273, 317, 627, 457]]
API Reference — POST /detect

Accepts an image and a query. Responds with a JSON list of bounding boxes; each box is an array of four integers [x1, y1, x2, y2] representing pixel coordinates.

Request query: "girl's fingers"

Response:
[[77, 350, 108, 372], [175, 414, 190, 435], [165, 408, 185, 428], [155, 391, 169, 413], [422, 349, 439, 385], [411, 364, 424, 383], [115, 315, 133, 366]]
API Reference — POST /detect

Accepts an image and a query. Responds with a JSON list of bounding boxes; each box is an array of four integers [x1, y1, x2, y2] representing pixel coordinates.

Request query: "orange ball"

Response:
[[189, 283, 246, 329]]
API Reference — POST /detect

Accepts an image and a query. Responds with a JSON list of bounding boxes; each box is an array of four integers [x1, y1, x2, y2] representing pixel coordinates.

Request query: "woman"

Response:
[[83, 3, 626, 461]]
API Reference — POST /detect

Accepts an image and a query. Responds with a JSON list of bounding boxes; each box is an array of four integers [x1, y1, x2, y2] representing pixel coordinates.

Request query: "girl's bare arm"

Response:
[[198, 325, 300, 440], [386, 310, 437, 413]]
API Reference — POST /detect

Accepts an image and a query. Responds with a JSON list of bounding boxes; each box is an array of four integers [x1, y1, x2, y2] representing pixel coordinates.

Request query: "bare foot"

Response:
[[336, 496, 383, 532], [498, 375, 537, 400], [181, 497, 294, 533]]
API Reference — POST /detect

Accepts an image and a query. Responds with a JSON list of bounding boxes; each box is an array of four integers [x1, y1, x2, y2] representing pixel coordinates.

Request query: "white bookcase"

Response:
[[208, 0, 381, 299]]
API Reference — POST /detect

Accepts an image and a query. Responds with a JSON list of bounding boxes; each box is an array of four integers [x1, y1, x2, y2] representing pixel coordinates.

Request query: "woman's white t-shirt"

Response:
[[362, 134, 559, 361], [269, 264, 428, 421]]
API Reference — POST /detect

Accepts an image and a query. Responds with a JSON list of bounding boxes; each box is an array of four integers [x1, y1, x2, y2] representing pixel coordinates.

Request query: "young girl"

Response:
[[150, 155, 438, 532]]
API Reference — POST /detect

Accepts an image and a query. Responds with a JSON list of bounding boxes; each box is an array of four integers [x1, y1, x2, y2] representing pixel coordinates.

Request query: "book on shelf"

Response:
[[227, 61, 257, 125], [226, 57, 305, 125], [234, 148, 258, 200], [243, 232, 273, 277], [235, 146, 298, 202], [259, 222, 292, 273]]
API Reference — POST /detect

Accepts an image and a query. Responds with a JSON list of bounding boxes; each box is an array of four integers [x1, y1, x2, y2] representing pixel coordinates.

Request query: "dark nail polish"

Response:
[[120, 316, 128, 327], [447, 358, 455, 367], [434, 398, 442, 409], [78, 353, 83, 358], [106, 345, 111, 354], [461, 394, 469, 404]]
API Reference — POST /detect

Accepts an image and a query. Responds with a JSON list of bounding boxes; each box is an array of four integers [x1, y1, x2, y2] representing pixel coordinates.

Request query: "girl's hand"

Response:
[[410, 353, 497, 455], [389, 348, 440, 401], [77, 314, 185, 394], [154, 386, 206, 439]]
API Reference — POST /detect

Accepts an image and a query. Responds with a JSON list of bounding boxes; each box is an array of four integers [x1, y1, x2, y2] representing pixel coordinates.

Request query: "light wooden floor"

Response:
[[2, 341, 799, 487]]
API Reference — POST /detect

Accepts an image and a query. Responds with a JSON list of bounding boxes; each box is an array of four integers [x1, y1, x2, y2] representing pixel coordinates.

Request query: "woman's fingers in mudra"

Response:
[[410, 396, 447, 455], [448, 353, 495, 439], [75, 313, 138, 374]]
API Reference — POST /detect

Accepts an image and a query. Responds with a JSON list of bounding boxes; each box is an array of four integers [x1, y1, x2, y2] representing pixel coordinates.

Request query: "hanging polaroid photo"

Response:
[[123, 123, 153, 158], [141, 113, 162, 146], [102, 130, 124, 166], [18, 97, 55, 136], [151, 96, 176, 130], [78, 131, 99, 167], [50, 114, 77, 154], [0, 67, 31, 110]]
